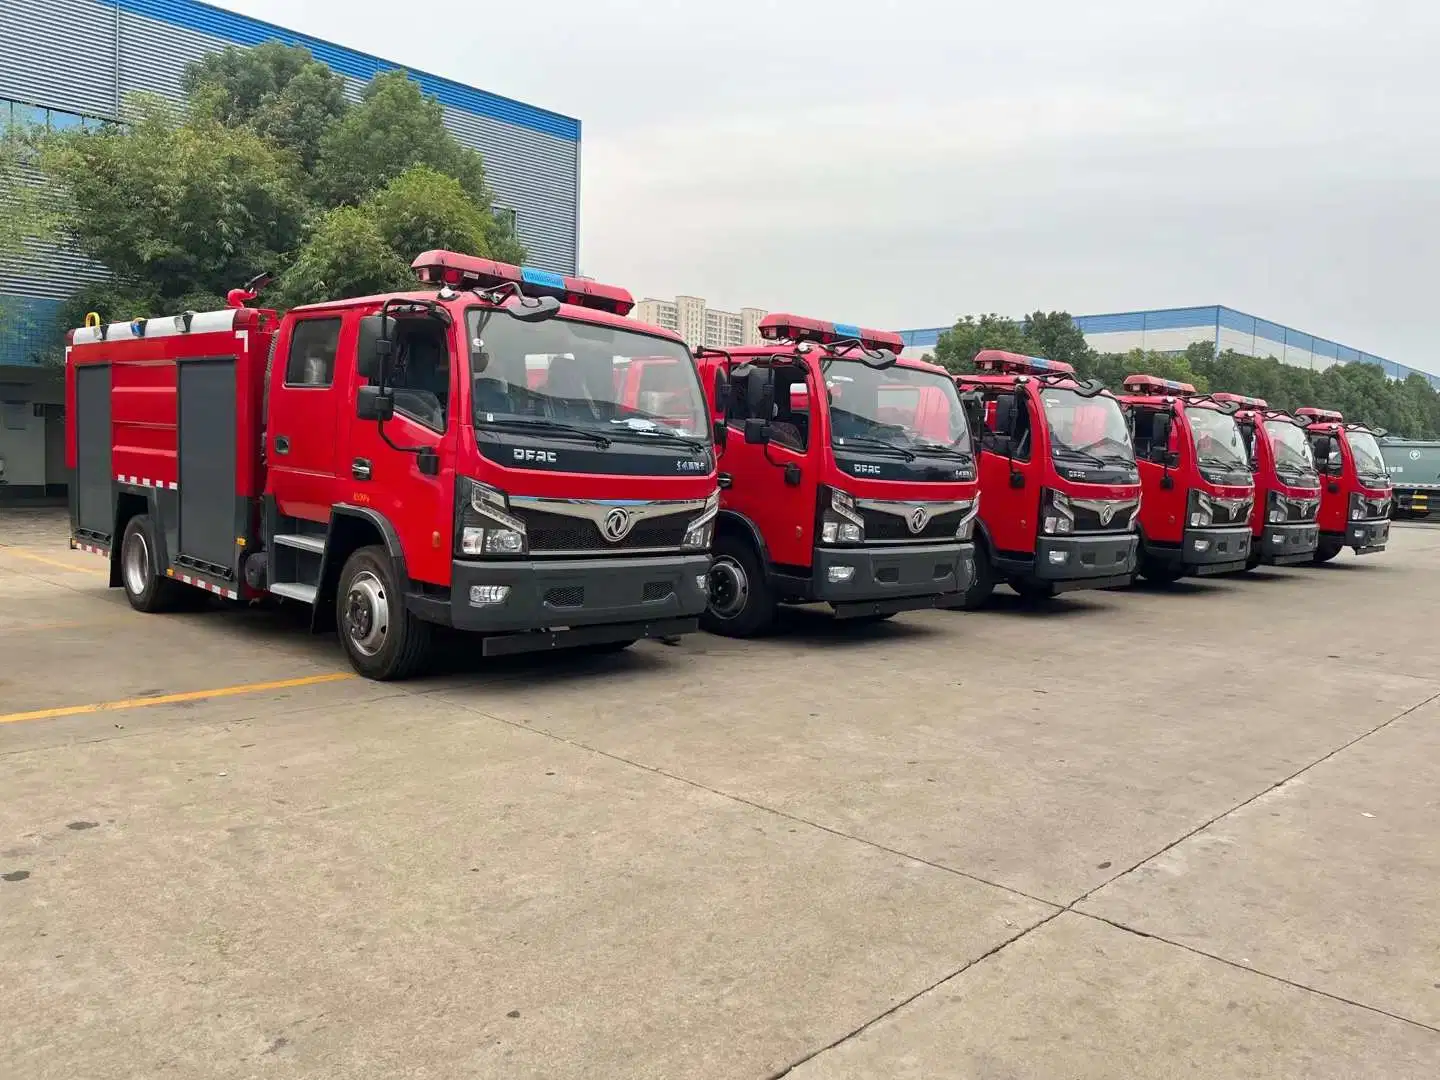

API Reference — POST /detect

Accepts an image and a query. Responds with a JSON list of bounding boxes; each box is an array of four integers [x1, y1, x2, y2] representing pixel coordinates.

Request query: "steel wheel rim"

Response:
[[122, 529, 150, 596], [344, 571, 390, 656], [707, 556, 749, 620]]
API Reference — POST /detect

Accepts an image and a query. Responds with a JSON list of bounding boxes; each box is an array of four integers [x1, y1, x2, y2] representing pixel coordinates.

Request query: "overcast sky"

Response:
[[226, 1, 1440, 370]]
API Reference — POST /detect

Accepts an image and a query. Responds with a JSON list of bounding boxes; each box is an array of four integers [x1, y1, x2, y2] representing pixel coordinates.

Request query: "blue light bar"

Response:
[[520, 267, 566, 289], [833, 323, 861, 339]]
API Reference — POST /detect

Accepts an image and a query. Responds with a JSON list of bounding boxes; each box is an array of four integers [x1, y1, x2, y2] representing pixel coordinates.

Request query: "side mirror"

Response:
[[507, 295, 561, 323], [712, 368, 731, 414], [713, 418, 728, 448], [356, 316, 383, 380], [744, 418, 771, 445], [1150, 413, 1171, 447], [357, 385, 394, 422], [959, 391, 984, 436]]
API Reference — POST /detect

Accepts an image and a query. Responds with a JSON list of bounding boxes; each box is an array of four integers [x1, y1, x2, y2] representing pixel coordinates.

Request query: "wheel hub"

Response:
[[122, 529, 150, 597], [707, 557, 749, 619], [344, 571, 390, 656]]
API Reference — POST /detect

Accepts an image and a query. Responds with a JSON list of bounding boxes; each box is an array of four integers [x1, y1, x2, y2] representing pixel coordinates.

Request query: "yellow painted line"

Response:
[[0, 672, 354, 726], [0, 548, 108, 576]]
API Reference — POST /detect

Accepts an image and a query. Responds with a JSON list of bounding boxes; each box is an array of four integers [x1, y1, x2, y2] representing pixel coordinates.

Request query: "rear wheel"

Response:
[[1313, 539, 1343, 564], [120, 514, 182, 613], [336, 545, 432, 680], [702, 533, 775, 637], [957, 543, 996, 610]]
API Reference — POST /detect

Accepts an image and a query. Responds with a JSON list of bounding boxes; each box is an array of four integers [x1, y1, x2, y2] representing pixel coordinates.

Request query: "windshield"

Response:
[[1186, 407, 1248, 469], [1041, 389, 1134, 463], [1263, 420, 1317, 476], [466, 309, 708, 439], [822, 359, 971, 452], [1346, 430, 1387, 478]]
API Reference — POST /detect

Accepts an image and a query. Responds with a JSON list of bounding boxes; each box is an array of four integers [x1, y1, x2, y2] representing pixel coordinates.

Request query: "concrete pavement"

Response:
[[2, 508, 1437, 1078]]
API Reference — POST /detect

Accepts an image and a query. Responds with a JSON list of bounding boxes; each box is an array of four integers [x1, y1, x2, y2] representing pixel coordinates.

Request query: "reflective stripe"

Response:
[[115, 475, 178, 491]]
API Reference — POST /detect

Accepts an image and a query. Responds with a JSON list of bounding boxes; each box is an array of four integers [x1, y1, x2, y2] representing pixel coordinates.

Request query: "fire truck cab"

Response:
[[1118, 375, 1255, 582], [66, 251, 719, 679], [954, 352, 1141, 606], [1215, 393, 1321, 567], [691, 314, 979, 636], [1297, 407, 1392, 562]]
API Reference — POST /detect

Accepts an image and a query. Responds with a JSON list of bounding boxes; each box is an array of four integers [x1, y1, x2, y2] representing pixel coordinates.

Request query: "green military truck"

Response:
[[1380, 437, 1440, 518]]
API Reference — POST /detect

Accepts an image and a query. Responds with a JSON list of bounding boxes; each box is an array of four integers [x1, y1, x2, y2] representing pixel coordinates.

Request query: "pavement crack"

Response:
[[1076, 910, 1440, 1035]]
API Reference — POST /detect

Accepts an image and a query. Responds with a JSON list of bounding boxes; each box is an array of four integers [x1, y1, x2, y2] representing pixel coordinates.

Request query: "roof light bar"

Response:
[[757, 313, 903, 353], [1211, 392, 1268, 409], [411, 250, 634, 316], [1122, 373, 1196, 395], [973, 350, 1075, 376], [1296, 406, 1344, 423]]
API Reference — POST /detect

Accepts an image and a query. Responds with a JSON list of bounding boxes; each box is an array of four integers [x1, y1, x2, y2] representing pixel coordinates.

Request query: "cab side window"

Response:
[[728, 368, 810, 450], [285, 318, 340, 388], [982, 391, 1031, 462], [386, 319, 452, 432]]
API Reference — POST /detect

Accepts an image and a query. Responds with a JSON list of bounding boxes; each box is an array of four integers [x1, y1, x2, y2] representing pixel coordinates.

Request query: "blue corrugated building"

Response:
[[0, 0, 580, 493], [900, 306, 1440, 390]]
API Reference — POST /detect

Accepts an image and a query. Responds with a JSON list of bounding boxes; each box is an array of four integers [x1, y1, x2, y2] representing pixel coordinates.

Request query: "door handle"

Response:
[[352, 458, 372, 481], [274, 436, 290, 455]]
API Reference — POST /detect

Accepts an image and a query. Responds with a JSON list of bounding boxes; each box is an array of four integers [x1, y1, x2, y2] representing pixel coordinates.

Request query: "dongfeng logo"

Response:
[[853, 463, 882, 475], [1099, 503, 1116, 526], [601, 507, 635, 542], [907, 506, 930, 534], [1411, 450, 1421, 461]]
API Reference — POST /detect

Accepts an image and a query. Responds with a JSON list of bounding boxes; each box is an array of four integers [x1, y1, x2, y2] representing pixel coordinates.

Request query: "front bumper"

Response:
[[1033, 532, 1139, 587], [1258, 521, 1320, 566], [1180, 525, 1252, 574], [812, 541, 974, 617], [437, 553, 712, 636], [1340, 518, 1390, 554]]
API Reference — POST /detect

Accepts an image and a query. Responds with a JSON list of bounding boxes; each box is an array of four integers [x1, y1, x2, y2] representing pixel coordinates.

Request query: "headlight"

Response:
[[1349, 491, 1364, 520], [682, 491, 719, 551], [1040, 489, 1074, 535], [820, 487, 865, 545], [458, 478, 528, 557], [1266, 490, 1286, 523], [956, 493, 980, 542], [1188, 490, 1213, 528]]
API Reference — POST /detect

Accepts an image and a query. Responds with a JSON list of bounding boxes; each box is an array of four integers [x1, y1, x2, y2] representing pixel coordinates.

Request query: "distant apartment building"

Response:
[[635, 296, 768, 349]]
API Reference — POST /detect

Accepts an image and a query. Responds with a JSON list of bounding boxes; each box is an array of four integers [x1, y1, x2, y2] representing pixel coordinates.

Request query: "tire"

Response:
[[701, 532, 775, 637], [1010, 579, 1056, 601], [120, 514, 182, 613], [1138, 554, 1185, 584], [1313, 540, 1343, 564], [335, 545, 432, 680], [956, 542, 996, 610]]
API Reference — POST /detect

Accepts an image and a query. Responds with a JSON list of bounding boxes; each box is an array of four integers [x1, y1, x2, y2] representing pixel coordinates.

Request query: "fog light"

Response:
[[1274, 533, 1287, 545], [828, 565, 856, 584], [1047, 549, 1069, 565], [469, 585, 510, 606], [1194, 539, 1211, 553]]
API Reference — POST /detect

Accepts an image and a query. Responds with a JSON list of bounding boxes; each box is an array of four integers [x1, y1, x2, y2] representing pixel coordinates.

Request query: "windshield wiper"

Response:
[[907, 440, 973, 461], [607, 424, 708, 453], [835, 435, 916, 461], [1053, 447, 1108, 468], [478, 416, 611, 449]]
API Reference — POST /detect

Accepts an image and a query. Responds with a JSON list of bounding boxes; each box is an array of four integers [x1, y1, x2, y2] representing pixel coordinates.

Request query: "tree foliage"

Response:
[[6, 43, 525, 363], [935, 312, 1440, 438]]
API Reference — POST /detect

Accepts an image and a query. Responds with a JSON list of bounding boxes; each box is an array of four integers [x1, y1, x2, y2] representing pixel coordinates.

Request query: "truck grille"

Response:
[[859, 505, 970, 543], [1208, 496, 1253, 525], [516, 506, 693, 554], [1280, 497, 1319, 522], [1069, 498, 1139, 533]]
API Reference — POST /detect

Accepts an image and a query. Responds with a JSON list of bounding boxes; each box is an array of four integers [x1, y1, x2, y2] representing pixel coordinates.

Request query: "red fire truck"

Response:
[[1296, 407, 1392, 562], [1117, 374, 1255, 582], [1213, 393, 1322, 567], [953, 352, 1141, 606], [65, 252, 719, 679], [689, 314, 979, 636]]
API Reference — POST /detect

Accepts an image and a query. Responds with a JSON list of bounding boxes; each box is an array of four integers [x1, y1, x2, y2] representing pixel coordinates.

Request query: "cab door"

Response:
[[721, 365, 817, 569], [977, 389, 1038, 555], [341, 312, 457, 586], [266, 315, 343, 523]]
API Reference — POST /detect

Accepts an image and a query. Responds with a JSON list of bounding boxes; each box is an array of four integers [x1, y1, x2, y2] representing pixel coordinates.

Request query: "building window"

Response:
[[1, 97, 110, 133]]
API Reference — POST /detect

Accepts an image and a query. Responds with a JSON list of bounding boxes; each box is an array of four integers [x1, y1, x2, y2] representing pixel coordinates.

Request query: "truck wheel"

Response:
[[956, 543, 996, 610], [120, 514, 182, 613], [702, 534, 775, 637], [1313, 540, 1343, 564], [336, 545, 432, 680]]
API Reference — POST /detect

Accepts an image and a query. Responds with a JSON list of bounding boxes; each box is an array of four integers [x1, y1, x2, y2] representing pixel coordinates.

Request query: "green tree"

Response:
[[316, 72, 493, 207], [1022, 311, 1093, 371], [933, 314, 1028, 372], [364, 165, 524, 265], [40, 95, 308, 305], [274, 206, 410, 308]]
